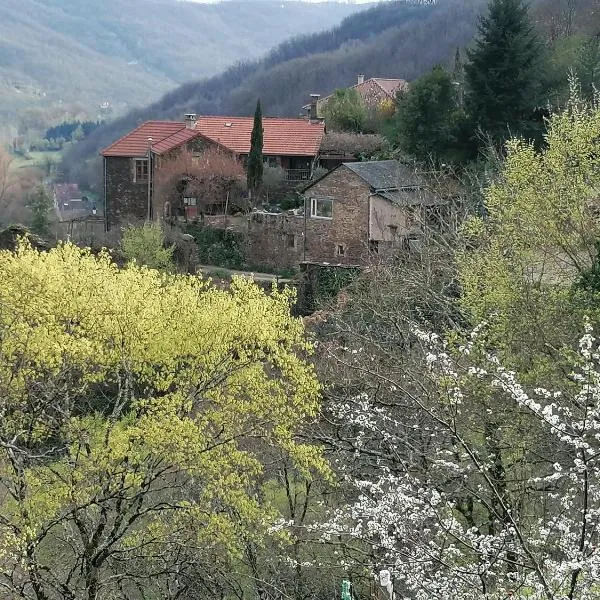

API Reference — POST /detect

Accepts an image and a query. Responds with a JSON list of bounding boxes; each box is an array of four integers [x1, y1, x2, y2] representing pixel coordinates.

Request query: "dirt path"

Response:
[[197, 264, 293, 284]]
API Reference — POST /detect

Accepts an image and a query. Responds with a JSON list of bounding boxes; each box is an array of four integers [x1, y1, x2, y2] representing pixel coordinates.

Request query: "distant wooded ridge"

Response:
[[0, 0, 364, 121], [68, 0, 477, 168]]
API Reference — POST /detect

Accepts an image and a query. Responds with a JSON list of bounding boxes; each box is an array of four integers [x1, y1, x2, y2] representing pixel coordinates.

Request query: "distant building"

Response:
[[53, 183, 84, 212], [100, 114, 325, 229], [303, 74, 408, 118], [246, 160, 441, 270]]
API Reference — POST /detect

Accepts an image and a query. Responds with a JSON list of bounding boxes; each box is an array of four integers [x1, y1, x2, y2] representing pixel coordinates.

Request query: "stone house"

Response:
[[303, 75, 408, 118], [100, 114, 325, 230], [246, 160, 440, 269]]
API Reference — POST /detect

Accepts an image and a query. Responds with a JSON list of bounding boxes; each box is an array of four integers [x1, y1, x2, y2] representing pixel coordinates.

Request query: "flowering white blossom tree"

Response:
[[319, 321, 600, 600]]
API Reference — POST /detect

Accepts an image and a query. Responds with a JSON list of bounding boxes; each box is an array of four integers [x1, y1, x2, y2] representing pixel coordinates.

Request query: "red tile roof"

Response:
[[54, 183, 81, 203], [101, 117, 325, 158], [304, 77, 408, 112], [371, 78, 408, 96], [101, 121, 187, 157]]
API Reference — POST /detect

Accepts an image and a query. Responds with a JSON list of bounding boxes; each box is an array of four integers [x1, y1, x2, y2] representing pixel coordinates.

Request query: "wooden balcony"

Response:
[[285, 168, 311, 182]]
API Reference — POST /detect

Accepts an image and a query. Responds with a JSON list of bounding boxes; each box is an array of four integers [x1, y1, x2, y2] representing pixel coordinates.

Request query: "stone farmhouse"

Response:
[[246, 160, 440, 269], [302, 74, 408, 118], [100, 113, 325, 230]]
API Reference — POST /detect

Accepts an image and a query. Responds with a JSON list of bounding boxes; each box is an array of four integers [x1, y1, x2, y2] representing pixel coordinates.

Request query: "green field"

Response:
[[10, 150, 62, 172]]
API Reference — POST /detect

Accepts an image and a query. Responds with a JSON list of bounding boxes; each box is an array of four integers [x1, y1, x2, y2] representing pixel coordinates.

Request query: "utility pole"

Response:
[[147, 137, 153, 221]]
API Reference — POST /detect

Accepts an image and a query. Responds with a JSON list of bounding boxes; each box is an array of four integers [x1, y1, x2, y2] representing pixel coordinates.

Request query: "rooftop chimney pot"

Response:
[[184, 113, 197, 129], [309, 94, 320, 121], [357, 74, 365, 85]]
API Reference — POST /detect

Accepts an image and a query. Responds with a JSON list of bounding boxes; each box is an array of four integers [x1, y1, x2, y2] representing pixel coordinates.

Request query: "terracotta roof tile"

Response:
[[197, 116, 324, 156], [101, 121, 186, 157], [371, 78, 408, 96], [101, 117, 325, 158], [54, 183, 81, 203]]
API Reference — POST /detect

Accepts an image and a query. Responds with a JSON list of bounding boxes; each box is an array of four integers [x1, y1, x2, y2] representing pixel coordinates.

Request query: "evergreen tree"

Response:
[[391, 66, 468, 164], [247, 99, 264, 200], [464, 0, 544, 146], [29, 185, 52, 236]]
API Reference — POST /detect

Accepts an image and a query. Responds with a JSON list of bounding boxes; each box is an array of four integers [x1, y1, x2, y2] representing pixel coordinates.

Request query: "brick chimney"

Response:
[[184, 113, 197, 129], [357, 74, 365, 85], [309, 94, 320, 121]]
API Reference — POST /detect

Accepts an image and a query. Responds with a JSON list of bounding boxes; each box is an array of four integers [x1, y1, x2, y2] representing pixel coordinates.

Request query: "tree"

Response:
[[154, 147, 245, 218], [0, 147, 16, 208], [29, 184, 52, 236], [0, 241, 324, 599], [322, 88, 367, 133], [458, 85, 600, 372], [390, 65, 468, 163], [321, 320, 600, 599], [575, 35, 600, 101], [120, 222, 175, 271], [307, 95, 600, 600], [464, 0, 544, 147], [247, 99, 264, 201]]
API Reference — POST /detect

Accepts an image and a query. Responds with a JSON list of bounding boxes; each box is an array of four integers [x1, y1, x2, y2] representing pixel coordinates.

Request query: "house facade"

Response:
[[100, 114, 326, 229], [246, 160, 440, 269]]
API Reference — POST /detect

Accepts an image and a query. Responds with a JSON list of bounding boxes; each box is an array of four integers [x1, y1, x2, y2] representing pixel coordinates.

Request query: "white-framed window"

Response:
[[133, 158, 149, 183], [183, 197, 197, 206], [310, 196, 333, 219], [335, 243, 345, 257]]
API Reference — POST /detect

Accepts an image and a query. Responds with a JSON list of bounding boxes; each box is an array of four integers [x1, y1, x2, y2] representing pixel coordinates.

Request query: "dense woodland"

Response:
[[5, 0, 600, 599]]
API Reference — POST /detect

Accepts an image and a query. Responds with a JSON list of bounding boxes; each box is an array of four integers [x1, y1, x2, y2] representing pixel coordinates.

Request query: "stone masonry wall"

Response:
[[246, 167, 371, 270], [246, 212, 305, 270], [303, 166, 370, 265], [105, 157, 150, 230]]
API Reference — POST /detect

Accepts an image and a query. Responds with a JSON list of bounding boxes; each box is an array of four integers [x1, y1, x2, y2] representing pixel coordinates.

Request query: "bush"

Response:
[[185, 224, 246, 269], [120, 223, 175, 272]]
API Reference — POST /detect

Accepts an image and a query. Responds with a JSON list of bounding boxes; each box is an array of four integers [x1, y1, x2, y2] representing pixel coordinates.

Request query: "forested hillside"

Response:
[[0, 0, 362, 121], [69, 0, 485, 167]]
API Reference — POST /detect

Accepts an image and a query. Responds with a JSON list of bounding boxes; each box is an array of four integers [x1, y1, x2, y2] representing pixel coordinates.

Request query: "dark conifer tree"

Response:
[[464, 0, 543, 146], [247, 99, 264, 200]]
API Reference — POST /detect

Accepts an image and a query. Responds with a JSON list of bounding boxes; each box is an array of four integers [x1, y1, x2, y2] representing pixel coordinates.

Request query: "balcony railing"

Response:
[[285, 168, 311, 182]]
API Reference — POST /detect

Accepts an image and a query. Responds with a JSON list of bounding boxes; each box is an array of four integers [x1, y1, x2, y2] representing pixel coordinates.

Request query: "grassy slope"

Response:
[[0, 0, 363, 118]]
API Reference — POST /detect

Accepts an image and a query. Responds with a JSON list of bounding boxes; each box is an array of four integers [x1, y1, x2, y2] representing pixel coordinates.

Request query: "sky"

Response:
[[183, 0, 382, 4]]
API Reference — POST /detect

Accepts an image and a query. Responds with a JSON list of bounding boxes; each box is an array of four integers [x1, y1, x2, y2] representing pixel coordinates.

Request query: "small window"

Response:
[[336, 244, 345, 257], [286, 234, 296, 248], [310, 197, 333, 219], [369, 240, 379, 254], [134, 159, 149, 183], [388, 224, 398, 236], [183, 197, 197, 206]]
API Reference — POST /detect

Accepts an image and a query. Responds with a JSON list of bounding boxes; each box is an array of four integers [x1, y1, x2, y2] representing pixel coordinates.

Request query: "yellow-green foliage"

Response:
[[120, 221, 175, 271], [0, 241, 323, 593], [459, 90, 600, 370]]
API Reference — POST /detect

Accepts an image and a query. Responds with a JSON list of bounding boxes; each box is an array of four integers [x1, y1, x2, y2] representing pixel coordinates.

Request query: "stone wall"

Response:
[[246, 212, 305, 269], [246, 167, 372, 270], [303, 166, 370, 265], [105, 157, 150, 230]]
